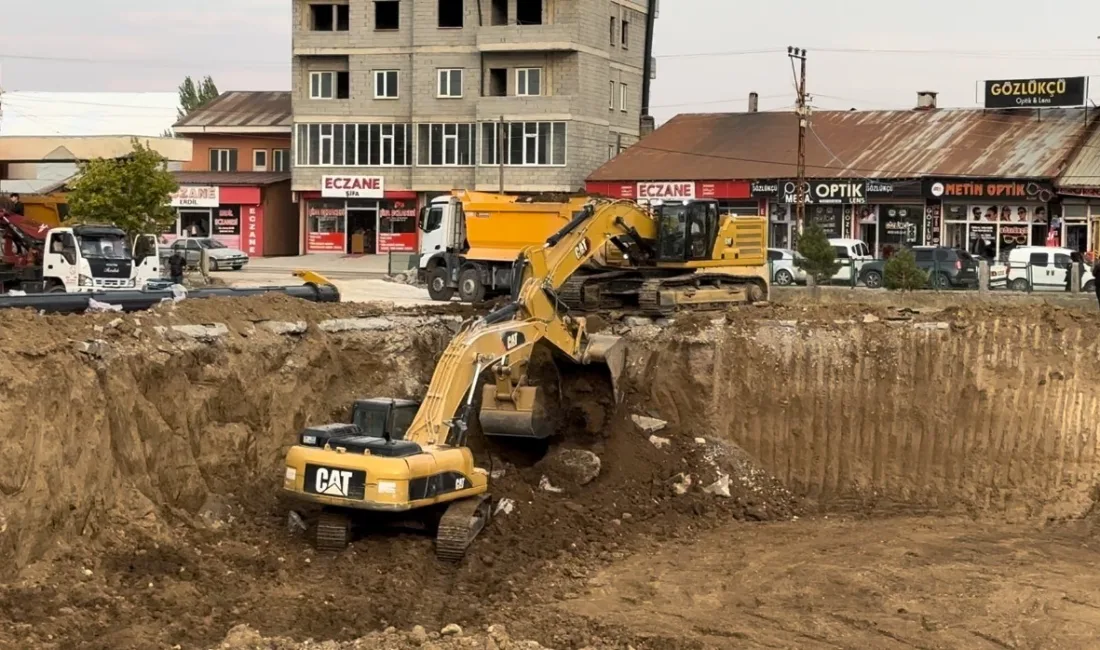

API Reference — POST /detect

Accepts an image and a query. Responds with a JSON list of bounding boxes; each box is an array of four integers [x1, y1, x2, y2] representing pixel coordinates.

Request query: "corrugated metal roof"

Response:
[[1057, 120, 1100, 188], [173, 91, 291, 130], [589, 108, 1094, 182], [173, 171, 290, 186]]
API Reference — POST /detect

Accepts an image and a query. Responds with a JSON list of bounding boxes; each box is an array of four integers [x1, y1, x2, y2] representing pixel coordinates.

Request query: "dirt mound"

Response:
[[212, 623, 550, 650]]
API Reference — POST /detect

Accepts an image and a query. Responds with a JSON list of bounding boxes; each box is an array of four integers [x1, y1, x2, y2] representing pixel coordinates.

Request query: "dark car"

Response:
[[858, 246, 978, 289]]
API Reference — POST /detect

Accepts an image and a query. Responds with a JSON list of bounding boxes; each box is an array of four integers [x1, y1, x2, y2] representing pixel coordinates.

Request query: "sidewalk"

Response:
[[242, 254, 394, 278]]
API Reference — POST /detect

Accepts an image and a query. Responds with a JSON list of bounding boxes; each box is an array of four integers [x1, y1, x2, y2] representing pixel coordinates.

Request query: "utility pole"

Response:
[[788, 47, 808, 236], [498, 115, 505, 193]]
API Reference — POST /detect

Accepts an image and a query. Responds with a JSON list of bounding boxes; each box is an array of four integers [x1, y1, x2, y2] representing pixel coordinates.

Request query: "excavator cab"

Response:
[[653, 200, 720, 263], [350, 398, 420, 441]]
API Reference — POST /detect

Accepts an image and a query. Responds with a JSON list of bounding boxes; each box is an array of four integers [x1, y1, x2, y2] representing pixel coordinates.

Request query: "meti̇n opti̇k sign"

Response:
[[983, 77, 1087, 109]]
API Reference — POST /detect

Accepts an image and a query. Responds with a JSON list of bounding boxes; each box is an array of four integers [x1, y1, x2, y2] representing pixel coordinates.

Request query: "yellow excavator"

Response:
[[281, 198, 767, 560]]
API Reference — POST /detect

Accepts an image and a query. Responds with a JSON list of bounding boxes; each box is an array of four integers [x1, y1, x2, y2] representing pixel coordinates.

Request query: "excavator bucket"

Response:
[[480, 384, 552, 439], [582, 333, 626, 404]]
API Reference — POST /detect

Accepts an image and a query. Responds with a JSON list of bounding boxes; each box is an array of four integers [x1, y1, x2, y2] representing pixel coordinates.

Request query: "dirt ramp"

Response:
[[624, 309, 1100, 519]]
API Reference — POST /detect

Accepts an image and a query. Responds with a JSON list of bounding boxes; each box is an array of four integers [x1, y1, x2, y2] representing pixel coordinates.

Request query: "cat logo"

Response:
[[503, 332, 520, 350], [574, 238, 590, 259], [314, 467, 353, 497], [455, 477, 466, 490]]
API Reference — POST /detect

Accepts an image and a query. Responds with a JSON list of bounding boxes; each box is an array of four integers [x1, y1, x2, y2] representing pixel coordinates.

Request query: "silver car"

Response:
[[167, 237, 249, 271], [767, 248, 807, 286]]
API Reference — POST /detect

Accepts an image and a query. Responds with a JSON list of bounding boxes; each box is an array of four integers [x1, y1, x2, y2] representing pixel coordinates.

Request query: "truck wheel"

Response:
[[457, 268, 485, 303], [47, 284, 66, 293], [427, 267, 455, 301]]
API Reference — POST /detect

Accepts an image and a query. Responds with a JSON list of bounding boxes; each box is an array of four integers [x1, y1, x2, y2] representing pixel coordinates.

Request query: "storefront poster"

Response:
[[243, 205, 264, 257], [212, 206, 241, 250], [378, 201, 419, 253], [307, 232, 345, 252]]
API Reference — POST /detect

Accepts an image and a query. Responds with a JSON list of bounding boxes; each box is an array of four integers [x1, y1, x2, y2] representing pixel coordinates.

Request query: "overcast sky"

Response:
[[3, 0, 1100, 123]]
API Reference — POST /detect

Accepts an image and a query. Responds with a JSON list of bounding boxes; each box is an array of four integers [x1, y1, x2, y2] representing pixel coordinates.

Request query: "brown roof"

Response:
[[173, 91, 291, 131], [1058, 119, 1100, 188], [173, 171, 290, 186], [589, 108, 1095, 182]]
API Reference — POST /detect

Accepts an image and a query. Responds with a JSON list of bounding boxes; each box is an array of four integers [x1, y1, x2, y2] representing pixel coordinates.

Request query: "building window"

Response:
[[310, 71, 349, 99], [488, 68, 507, 96], [438, 0, 463, 27], [253, 150, 268, 171], [619, 82, 627, 111], [490, 0, 507, 25], [310, 4, 349, 31], [295, 123, 413, 166], [609, 17, 616, 46], [210, 148, 238, 172], [375, 0, 399, 29], [942, 203, 1045, 261], [621, 20, 629, 48], [609, 80, 615, 109], [608, 144, 615, 161], [516, 0, 542, 24], [516, 68, 541, 96], [375, 70, 399, 98], [417, 123, 475, 166], [437, 69, 463, 98], [479, 121, 566, 166], [273, 149, 290, 172]]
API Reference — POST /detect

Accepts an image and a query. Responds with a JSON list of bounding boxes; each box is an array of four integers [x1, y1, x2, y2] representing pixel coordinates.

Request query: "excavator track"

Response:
[[315, 511, 352, 551], [637, 274, 763, 315], [435, 494, 492, 562]]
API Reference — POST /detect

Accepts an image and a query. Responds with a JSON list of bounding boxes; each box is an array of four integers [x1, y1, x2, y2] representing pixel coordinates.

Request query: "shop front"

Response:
[[299, 175, 419, 254], [924, 179, 1055, 260], [1056, 189, 1100, 255], [583, 180, 759, 215], [168, 185, 267, 256]]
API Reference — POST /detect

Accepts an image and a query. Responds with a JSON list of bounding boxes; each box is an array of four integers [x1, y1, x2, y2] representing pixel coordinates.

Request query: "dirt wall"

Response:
[[624, 307, 1100, 520]]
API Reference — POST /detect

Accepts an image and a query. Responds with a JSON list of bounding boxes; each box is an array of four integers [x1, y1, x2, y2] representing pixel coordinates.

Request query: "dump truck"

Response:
[[417, 191, 590, 303]]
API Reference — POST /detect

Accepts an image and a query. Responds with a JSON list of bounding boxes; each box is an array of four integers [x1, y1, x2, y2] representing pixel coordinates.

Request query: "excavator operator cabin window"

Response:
[[687, 202, 712, 260], [657, 205, 687, 261]]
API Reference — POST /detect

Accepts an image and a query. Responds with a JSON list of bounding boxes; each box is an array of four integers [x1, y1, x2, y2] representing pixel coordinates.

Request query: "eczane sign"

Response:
[[321, 175, 385, 199], [636, 181, 695, 200], [170, 186, 219, 208]]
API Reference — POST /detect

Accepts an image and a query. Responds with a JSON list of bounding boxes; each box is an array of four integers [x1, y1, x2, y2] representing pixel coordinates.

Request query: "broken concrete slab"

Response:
[[632, 414, 668, 434], [318, 317, 394, 333], [260, 321, 308, 335], [648, 435, 671, 449], [913, 322, 950, 331], [154, 323, 229, 341]]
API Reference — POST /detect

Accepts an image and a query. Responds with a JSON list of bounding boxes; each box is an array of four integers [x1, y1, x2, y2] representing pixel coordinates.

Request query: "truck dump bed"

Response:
[[459, 191, 588, 262]]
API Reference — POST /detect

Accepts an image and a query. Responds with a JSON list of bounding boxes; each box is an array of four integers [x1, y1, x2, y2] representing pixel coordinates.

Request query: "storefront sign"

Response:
[[636, 182, 695, 200], [321, 175, 384, 199], [983, 77, 1087, 109], [779, 180, 867, 204], [378, 232, 418, 253], [924, 179, 1055, 202], [307, 232, 345, 252], [170, 186, 219, 208], [213, 206, 241, 236], [243, 206, 264, 257], [378, 201, 419, 253]]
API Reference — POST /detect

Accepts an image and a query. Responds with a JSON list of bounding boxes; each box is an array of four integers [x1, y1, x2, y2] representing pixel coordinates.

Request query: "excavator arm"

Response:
[[403, 199, 649, 445]]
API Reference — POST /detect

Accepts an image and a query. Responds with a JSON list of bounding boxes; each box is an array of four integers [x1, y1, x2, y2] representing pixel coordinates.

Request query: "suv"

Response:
[[858, 246, 978, 289]]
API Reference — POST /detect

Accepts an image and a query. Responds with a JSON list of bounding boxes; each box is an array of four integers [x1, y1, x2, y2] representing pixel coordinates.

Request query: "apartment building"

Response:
[[291, 0, 657, 254]]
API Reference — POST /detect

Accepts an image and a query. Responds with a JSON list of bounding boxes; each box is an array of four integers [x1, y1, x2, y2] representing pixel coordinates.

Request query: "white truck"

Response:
[[1, 214, 162, 293]]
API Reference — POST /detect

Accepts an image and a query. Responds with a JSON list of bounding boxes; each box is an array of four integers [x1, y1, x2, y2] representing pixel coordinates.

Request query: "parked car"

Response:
[[858, 246, 978, 289], [767, 248, 807, 286], [163, 237, 249, 271], [827, 238, 874, 284], [1004, 246, 1095, 292]]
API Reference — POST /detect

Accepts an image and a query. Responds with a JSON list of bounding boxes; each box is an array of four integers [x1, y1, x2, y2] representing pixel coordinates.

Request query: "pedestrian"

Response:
[[9, 194, 23, 216], [1092, 257, 1100, 309], [168, 250, 186, 286]]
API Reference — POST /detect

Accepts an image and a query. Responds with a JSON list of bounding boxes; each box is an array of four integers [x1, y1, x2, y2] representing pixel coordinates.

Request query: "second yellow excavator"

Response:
[[280, 198, 767, 560]]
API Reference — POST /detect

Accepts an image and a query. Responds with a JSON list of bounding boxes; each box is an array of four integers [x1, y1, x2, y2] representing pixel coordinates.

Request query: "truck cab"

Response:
[[42, 226, 160, 292]]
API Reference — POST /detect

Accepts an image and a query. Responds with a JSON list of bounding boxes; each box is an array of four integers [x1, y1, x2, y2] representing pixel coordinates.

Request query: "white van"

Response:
[[827, 238, 874, 283], [1005, 246, 1094, 292]]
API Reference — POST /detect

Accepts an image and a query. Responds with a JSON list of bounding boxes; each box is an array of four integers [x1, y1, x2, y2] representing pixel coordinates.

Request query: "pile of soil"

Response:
[[213, 623, 549, 650]]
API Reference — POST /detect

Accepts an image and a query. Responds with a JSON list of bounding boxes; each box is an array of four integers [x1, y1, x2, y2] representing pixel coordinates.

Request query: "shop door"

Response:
[[1066, 222, 1088, 254], [347, 207, 377, 254], [180, 210, 211, 238]]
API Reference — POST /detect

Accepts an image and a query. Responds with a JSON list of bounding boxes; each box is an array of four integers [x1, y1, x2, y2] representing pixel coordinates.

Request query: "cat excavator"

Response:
[[281, 197, 767, 560]]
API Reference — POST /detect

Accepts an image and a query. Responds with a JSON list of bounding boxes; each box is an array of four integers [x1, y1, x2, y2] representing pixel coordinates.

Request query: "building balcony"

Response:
[[293, 30, 353, 53], [475, 24, 580, 52], [475, 95, 575, 120]]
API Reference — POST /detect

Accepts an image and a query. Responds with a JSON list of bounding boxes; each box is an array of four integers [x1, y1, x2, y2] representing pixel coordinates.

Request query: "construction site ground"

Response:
[[3, 286, 1100, 649]]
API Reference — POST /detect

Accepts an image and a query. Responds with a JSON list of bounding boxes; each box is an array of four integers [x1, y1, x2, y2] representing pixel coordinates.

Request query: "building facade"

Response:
[[587, 92, 1098, 259], [291, 0, 656, 254], [171, 92, 298, 257]]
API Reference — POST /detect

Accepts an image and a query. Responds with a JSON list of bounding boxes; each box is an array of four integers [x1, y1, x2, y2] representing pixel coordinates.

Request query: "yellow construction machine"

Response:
[[281, 198, 767, 560]]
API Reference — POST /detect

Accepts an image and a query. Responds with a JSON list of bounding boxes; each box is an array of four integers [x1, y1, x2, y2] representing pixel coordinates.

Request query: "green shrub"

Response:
[[884, 249, 928, 291], [795, 223, 840, 283]]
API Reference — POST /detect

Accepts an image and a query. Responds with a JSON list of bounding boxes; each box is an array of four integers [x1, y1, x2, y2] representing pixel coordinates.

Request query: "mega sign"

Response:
[[781, 180, 867, 204], [636, 181, 695, 200], [321, 175, 385, 198], [170, 186, 219, 208], [983, 77, 1087, 109]]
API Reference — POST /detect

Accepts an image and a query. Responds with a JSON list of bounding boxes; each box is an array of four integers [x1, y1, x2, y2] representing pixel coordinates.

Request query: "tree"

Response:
[[67, 139, 179, 238], [884, 249, 929, 291], [795, 223, 841, 284], [177, 75, 219, 120]]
